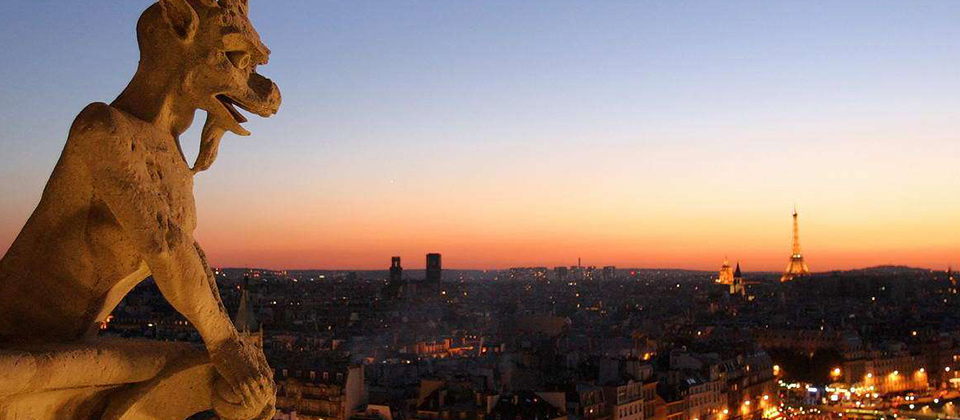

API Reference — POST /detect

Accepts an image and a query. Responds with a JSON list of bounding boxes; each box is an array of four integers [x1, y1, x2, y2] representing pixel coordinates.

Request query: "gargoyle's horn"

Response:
[[217, 0, 248, 13]]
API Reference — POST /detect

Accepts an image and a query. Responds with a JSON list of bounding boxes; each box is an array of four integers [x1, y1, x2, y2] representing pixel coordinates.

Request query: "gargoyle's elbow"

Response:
[[139, 230, 180, 262]]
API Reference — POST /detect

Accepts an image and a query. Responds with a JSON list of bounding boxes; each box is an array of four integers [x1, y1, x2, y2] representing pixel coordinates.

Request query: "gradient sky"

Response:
[[1, 1, 959, 271]]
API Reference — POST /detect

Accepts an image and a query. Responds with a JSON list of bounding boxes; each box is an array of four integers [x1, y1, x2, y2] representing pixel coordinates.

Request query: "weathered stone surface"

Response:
[[0, 339, 200, 419], [0, 0, 281, 418]]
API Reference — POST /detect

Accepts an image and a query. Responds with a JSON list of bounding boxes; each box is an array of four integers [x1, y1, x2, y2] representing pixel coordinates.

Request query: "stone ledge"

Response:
[[0, 338, 214, 420]]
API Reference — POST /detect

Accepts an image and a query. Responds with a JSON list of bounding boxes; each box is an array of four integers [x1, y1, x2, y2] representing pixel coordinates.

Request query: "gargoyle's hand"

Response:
[[210, 339, 275, 420]]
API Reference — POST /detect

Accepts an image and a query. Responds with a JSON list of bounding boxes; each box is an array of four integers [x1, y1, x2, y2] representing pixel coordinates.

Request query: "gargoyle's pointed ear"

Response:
[[159, 0, 199, 42]]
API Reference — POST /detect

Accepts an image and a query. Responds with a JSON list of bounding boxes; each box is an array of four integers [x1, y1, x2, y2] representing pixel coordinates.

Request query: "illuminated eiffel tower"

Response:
[[780, 208, 810, 282]]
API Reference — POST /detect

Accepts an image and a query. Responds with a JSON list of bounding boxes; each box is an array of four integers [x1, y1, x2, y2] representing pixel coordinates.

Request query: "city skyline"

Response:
[[2, 1, 959, 271]]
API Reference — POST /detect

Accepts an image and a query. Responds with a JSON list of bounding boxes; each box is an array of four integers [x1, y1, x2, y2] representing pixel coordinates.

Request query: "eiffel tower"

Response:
[[780, 208, 810, 282]]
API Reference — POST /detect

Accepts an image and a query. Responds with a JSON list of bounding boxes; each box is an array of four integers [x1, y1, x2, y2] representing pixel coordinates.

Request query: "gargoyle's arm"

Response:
[[73, 104, 238, 350], [140, 233, 238, 350]]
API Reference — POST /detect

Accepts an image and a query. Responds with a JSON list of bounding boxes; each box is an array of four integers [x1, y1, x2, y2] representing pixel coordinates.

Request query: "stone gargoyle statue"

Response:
[[0, 0, 281, 419]]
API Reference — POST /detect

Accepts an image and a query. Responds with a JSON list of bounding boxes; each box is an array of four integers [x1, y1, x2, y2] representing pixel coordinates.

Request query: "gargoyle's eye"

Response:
[[226, 50, 251, 69]]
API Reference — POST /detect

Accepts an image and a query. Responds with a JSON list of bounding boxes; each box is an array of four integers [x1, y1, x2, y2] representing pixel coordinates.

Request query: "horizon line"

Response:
[[212, 263, 943, 274]]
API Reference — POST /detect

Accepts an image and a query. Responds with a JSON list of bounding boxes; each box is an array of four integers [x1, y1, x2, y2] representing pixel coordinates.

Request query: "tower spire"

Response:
[[791, 208, 801, 256], [234, 277, 263, 347], [781, 207, 810, 282]]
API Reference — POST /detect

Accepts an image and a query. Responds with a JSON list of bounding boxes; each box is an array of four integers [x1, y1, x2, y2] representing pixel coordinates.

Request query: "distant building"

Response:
[[721, 350, 778, 420], [730, 262, 745, 296], [602, 266, 617, 281], [603, 380, 643, 420], [572, 383, 608, 420], [385, 256, 403, 298], [275, 364, 366, 420], [781, 209, 811, 282], [234, 279, 262, 348], [555, 266, 569, 281], [717, 258, 734, 285], [843, 343, 930, 394], [414, 379, 489, 420], [487, 391, 567, 420], [390, 256, 403, 285], [397, 253, 444, 299], [426, 253, 442, 289], [683, 375, 724, 420]]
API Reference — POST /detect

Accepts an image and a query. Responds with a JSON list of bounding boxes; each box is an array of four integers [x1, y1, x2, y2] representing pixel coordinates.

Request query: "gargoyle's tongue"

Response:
[[216, 95, 248, 123], [210, 97, 251, 137]]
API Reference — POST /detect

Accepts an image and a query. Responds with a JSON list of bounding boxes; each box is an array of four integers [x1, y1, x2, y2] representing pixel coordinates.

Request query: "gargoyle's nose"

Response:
[[248, 73, 281, 116]]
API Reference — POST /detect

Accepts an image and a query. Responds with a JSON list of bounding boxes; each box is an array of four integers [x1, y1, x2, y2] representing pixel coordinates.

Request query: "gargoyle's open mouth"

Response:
[[216, 94, 249, 124]]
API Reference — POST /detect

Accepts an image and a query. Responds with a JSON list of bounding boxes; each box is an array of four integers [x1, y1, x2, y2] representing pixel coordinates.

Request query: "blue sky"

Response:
[[1, 1, 958, 269]]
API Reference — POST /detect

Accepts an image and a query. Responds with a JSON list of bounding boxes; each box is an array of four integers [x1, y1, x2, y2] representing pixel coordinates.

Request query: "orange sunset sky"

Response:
[[1, 2, 958, 271]]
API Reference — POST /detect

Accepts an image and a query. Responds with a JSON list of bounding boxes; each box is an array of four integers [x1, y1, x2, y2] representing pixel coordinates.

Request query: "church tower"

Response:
[[386, 256, 403, 299], [781, 208, 811, 282], [234, 278, 263, 348], [730, 262, 746, 296]]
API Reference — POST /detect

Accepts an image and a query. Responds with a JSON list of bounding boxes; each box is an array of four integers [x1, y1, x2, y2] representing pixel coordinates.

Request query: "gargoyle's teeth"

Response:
[[216, 95, 248, 124]]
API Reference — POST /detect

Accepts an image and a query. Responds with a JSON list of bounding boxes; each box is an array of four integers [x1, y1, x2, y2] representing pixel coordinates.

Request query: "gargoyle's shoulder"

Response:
[[69, 102, 127, 140]]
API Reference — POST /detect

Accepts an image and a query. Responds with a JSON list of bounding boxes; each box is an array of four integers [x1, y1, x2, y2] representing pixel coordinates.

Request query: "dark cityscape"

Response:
[[103, 238, 960, 420]]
